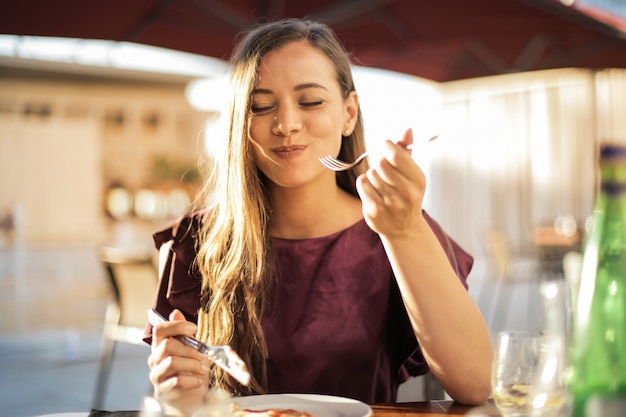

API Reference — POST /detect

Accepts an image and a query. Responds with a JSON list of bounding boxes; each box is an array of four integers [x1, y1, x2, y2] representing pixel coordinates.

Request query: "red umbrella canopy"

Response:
[[2, 0, 626, 81]]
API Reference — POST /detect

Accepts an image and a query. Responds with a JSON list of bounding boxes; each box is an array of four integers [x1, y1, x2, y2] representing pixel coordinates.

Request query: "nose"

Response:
[[272, 107, 302, 136]]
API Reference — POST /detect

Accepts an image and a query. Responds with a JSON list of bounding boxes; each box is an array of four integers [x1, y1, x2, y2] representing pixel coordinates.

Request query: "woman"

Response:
[[146, 18, 492, 416]]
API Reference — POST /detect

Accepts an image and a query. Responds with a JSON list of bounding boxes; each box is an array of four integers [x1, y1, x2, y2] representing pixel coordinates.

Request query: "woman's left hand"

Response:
[[356, 128, 426, 238]]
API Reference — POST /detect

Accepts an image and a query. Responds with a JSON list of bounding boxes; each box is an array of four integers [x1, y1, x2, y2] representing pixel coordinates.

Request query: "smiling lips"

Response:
[[272, 145, 307, 159]]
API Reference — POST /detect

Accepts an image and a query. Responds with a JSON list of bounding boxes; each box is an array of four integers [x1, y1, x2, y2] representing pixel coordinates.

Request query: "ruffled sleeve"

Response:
[[142, 210, 209, 344], [423, 210, 473, 289]]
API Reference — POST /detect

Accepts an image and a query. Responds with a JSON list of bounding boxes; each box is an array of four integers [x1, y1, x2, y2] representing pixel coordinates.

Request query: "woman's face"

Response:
[[248, 40, 358, 189]]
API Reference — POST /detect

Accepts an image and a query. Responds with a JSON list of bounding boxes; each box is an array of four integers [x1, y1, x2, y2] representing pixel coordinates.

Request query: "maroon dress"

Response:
[[144, 210, 473, 403]]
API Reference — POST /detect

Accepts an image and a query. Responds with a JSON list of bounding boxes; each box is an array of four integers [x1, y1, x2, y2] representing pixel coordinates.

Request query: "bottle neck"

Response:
[[600, 160, 626, 195], [601, 182, 626, 195]]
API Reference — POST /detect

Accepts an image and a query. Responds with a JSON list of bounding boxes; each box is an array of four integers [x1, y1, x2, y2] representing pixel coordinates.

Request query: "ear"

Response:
[[343, 91, 359, 133]]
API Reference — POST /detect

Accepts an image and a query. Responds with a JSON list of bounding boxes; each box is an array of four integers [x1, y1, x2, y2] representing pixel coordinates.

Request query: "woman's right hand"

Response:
[[148, 309, 211, 416]]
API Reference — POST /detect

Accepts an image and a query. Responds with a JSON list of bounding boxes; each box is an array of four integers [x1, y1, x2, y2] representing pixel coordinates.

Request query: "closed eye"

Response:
[[301, 100, 324, 108], [250, 105, 273, 114]]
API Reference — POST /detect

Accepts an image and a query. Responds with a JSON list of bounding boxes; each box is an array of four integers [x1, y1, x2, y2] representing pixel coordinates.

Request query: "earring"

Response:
[[344, 129, 351, 135]]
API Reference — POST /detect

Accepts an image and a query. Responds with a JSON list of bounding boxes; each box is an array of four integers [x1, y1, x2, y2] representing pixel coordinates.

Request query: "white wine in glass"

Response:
[[492, 330, 543, 417]]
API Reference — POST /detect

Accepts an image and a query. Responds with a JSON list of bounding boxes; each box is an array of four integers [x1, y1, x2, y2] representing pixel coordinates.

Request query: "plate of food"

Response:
[[232, 394, 373, 417]]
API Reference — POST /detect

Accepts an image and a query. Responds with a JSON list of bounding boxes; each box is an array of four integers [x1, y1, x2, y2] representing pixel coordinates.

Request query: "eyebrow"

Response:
[[253, 82, 329, 95]]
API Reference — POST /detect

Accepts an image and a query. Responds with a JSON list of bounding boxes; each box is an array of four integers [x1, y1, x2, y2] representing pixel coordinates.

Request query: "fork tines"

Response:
[[319, 155, 356, 171]]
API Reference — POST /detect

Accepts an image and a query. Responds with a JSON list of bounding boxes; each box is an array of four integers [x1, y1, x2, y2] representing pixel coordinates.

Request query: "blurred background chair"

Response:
[[93, 245, 158, 410], [422, 373, 445, 400], [479, 228, 543, 334]]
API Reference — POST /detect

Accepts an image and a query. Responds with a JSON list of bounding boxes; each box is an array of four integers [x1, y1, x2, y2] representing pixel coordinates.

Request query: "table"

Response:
[[74, 400, 501, 417], [371, 400, 500, 416], [531, 226, 581, 276]]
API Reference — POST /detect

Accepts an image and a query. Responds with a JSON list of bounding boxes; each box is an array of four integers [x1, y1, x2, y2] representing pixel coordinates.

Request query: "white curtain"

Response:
[[423, 68, 626, 258]]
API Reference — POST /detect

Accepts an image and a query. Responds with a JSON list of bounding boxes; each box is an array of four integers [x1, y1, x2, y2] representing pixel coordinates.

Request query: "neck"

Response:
[[269, 182, 362, 239]]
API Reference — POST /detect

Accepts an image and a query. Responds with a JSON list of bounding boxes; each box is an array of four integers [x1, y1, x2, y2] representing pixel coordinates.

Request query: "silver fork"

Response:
[[319, 134, 439, 171], [147, 308, 251, 386]]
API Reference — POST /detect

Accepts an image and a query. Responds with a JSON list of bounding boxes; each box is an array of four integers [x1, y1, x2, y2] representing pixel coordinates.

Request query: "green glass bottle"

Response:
[[570, 144, 626, 417]]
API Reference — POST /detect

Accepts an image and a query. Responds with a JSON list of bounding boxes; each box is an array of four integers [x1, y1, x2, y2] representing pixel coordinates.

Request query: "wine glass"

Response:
[[492, 330, 544, 417], [528, 280, 572, 417]]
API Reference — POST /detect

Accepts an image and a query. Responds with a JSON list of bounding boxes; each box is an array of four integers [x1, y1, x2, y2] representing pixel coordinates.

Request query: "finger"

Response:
[[380, 140, 417, 172], [147, 337, 210, 416], [396, 128, 414, 149], [152, 367, 207, 401], [365, 167, 399, 205], [356, 175, 387, 220], [358, 169, 410, 211], [383, 128, 414, 163], [169, 309, 187, 322], [376, 146, 426, 199], [153, 375, 209, 417], [153, 351, 209, 380], [158, 374, 206, 395], [153, 334, 206, 364], [368, 174, 413, 215], [152, 312, 198, 347], [360, 161, 424, 223], [149, 344, 210, 393], [366, 155, 420, 210], [357, 172, 382, 202], [368, 158, 405, 191]]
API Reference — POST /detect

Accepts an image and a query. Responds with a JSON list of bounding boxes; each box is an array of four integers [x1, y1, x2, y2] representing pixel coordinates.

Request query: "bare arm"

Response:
[[356, 129, 493, 405], [380, 220, 492, 404]]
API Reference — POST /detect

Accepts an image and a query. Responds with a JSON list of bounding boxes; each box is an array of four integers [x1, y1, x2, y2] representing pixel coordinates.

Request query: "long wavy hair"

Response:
[[193, 18, 368, 396]]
